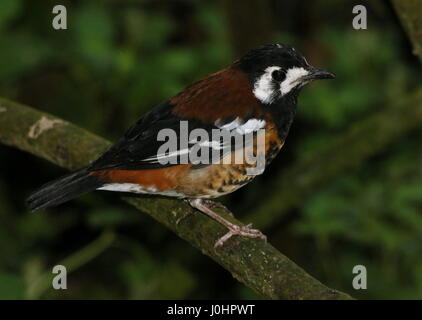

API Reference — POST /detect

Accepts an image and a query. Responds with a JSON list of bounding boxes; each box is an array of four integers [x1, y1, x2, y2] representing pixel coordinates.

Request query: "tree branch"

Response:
[[246, 88, 422, 228], [0, 97, 352, 300], [392, 0, 422, 62]]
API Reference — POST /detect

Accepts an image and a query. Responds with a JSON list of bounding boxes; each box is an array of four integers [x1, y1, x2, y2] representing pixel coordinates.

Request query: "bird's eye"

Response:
[[271, 69, 286, 82]]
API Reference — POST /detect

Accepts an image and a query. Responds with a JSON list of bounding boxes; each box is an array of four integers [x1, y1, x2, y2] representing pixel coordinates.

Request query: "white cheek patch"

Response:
[[253, 66, 281, 104], [253, 66, 309, 104], [279, 67, 309, 95]]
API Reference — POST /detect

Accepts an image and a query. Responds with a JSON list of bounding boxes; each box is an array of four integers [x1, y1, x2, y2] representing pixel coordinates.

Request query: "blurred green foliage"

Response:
[[0, 0, 420, 299]]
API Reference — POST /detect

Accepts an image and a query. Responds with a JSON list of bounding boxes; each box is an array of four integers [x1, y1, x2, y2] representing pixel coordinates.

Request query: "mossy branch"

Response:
[[392, 0, 422, 62], [0, 97, 352, 300]]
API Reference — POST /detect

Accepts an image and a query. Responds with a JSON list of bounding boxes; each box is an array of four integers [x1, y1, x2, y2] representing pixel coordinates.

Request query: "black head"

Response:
[[238, 44, 335, 104]]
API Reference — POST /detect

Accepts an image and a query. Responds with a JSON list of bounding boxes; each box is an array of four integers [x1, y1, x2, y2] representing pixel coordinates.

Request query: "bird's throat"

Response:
[[267, 95, 298, 142]]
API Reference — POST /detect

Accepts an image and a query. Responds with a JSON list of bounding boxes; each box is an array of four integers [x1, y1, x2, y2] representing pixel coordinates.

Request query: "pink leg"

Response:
[[201, 199, 234, 217], [188, 198, 267, 248]]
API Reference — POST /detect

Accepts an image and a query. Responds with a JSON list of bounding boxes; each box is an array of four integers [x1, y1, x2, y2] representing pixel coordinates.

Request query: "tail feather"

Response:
[[26, 168, 102, 212]]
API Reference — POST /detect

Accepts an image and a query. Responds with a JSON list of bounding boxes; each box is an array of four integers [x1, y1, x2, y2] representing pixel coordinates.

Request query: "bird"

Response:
[[27, 44, 335, 247]]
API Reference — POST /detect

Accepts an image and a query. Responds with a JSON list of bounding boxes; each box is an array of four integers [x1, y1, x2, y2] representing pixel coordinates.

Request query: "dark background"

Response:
[[0, 0, 421, 299]]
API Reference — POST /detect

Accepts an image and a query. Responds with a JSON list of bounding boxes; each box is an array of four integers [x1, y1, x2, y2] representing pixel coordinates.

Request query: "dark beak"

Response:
[[301, 67, 336, 81]]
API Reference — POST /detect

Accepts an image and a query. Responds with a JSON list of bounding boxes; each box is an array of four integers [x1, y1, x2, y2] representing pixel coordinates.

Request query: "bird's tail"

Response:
[[26, 168, 102, 212]]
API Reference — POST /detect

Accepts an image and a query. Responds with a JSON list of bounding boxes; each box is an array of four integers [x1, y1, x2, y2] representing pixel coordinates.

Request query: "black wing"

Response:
[[88, 101, 239, 171]]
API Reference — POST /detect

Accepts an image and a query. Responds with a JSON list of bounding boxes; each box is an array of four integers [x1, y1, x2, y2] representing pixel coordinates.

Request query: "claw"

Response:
[[187, 198, 267, 248], [214, 223, 267, 248], [176, 211, 192, 226], [176, 200, 195, 226]]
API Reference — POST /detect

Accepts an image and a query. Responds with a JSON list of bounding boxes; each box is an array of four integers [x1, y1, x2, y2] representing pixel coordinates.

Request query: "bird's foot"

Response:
[[177, 199, 232, 226], [176, 200, 196, 226], [215, 223, 266, 248], [187, 198, 266, 248], [176, 211, 192, 226]]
